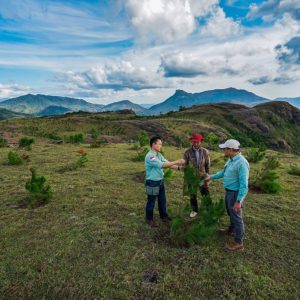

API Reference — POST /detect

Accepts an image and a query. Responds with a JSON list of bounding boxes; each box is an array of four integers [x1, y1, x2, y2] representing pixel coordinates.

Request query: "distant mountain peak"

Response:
[[111, 100, 133, 105], [174, 89, 189, 96], [145, 87, 270, 115]]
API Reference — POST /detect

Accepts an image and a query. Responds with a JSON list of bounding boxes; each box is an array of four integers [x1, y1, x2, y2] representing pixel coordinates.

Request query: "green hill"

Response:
[[37, 106, 71, 117], [100, 100, 147, 114], [0, 94, 104, 114], [0, 108, 29, 120], [0, 101, 299, 153]]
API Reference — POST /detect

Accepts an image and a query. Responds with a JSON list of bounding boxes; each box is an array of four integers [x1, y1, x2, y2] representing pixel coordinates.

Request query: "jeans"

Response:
[[225, 190, 245, 244], [190, 186, 210, 212], [145, 180, 168, 221]]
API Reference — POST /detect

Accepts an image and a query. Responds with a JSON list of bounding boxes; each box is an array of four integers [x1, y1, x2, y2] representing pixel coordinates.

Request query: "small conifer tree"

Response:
[[245, 147, 266, 163], [0, 136, 7, 147], [25, 167, 53, 207], [171, 195, 225, 247], [139, 131, 149, 147], [252, 156, 281, 193], [19, 137, 34, 150], [8, 151, 24, 165]]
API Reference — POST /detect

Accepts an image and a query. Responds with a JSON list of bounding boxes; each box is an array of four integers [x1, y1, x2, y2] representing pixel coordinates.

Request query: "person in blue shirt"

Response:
[[145, 136, 185, 227], [205, 139, 250, 251]]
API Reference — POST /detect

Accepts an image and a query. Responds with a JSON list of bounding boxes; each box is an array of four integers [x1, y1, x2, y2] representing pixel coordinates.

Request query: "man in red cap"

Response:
[[183, 133, 210, 218]]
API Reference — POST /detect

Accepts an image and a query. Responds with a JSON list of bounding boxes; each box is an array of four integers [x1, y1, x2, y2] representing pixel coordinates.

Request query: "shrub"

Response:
[[132, 148, 148, 162], [164, 168, 173, 181], [59, 153, 88, 172], [287, 164, 300, 176], [0, 136, 7, 147], [90, 138, 108, 148], [181, 139, 190, 148], [47, 133, 62, 140], [258, 170, 281, 193], [139, 131, 149, 147], [66, 133, 84, 144], [25, 167, 53, 208], [206, 133, 219, 150], [90, 128, 99, 140], [264, 156, 280, 170], [252, 157, 281, 193], [245, 147, 266, 163], [8, 151, 24, 165], [175, 136, 190, 149], [19, 137, 35, 150], [170, 196, 225, 247]]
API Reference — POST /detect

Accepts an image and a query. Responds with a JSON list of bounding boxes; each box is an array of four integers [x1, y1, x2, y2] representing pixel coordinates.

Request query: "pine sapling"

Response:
[[8, 151, 24, 165], [25, 167, 53, 207], [19, 137, 35, 150]]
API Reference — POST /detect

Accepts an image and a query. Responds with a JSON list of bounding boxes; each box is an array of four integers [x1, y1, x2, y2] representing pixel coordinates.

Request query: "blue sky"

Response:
[[0, 0, 299, 104]]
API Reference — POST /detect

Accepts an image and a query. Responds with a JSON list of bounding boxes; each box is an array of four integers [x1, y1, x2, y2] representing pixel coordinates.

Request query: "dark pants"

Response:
[[145, 180, 168, 221], [225, 190, 244, 244], [190, 186, 210, 212]]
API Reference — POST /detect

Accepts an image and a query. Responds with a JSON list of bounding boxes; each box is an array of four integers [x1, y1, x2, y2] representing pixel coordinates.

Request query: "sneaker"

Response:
[[190, 211, 198, 218], [162, 216, 172, 222], [225, 242, 244, 251], [146, 219, 159, 228]]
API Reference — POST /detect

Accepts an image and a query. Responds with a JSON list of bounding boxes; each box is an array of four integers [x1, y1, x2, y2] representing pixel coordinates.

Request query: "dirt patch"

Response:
[[132, 171, 145, 183], [141, 270, 159, 284]]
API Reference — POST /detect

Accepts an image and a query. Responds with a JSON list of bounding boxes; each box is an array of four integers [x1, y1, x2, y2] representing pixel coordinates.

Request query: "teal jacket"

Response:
[[211, 153, 250, 202], [145, 149, 169, 181]]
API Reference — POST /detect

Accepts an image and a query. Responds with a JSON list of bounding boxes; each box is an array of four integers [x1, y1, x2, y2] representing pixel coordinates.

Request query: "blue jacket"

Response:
[[145, 149, 169, 181], [211, 153, 250, 202]]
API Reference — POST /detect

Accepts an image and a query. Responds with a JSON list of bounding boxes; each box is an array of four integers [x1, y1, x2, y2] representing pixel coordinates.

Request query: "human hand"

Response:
[[233, 201, 242, 212], [205, 173, 211, 181], [176, 159, 186, 165]]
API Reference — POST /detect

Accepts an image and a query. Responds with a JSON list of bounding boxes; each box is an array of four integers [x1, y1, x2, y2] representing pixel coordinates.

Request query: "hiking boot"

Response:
[[225, 242, 244, 251], [190, 211, 198, 218], [146, 219, 159, 228], [162, 216, 172, 222]]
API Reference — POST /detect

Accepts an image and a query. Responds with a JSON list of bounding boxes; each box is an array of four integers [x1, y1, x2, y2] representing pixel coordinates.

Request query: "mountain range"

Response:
[[0, 94, 104, 115], [0, 87, 300, 118], [146, 87, 270, 115], [275, 97, 300, 109]]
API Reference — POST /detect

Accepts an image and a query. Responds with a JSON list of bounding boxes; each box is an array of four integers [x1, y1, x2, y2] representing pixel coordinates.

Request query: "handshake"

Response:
[[205, 173, 211, 182], [175, 159, 186, 165]]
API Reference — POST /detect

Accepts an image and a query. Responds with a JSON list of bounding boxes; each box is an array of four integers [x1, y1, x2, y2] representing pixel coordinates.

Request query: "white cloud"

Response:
[[125, 0, 195, 43], [159, 13, 300, 89], [0, 83, 32, 100], [248, 0, 300, 21], [201, 7, 241, 37], [124, 0, 219, 43], [57, 61, 167, 92]]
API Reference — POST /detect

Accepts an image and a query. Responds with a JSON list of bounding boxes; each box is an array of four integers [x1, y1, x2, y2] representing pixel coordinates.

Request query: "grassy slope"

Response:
[[1, 101, 300, 154], [0, 142, 299, 299]]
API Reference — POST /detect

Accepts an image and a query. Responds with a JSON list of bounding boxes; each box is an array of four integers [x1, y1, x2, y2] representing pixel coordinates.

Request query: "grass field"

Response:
[[0, 141, 299, 299]]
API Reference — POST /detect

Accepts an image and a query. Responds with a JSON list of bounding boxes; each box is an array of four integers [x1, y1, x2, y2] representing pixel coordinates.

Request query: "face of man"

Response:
[[152, 139, 162, 152], [192, 141, 201, 149], [223, 148, 238, 157]]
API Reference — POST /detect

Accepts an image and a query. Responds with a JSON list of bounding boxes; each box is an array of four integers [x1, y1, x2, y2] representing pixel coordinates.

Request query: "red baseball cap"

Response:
[[189, 133, 204, 142]]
